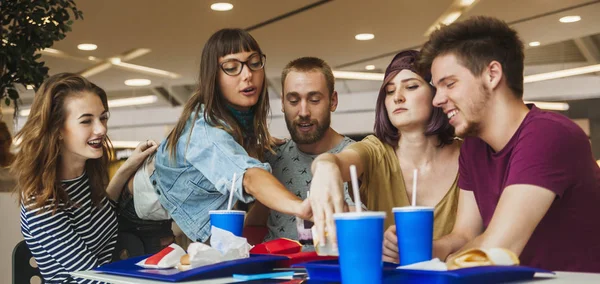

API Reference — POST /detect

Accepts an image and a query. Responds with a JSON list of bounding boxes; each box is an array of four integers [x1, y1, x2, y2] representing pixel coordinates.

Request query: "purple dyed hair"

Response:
[[373, 49, 454, 147]]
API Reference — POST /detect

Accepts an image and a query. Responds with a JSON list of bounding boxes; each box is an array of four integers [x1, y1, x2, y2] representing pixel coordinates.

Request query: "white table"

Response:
[[72, 270, 600, 283]]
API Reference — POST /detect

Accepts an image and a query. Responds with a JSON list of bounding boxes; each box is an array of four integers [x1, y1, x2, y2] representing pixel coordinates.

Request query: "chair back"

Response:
[[12, 240, 42, 284]]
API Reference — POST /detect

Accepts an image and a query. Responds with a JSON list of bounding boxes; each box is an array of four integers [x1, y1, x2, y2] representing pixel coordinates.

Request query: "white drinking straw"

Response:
[[349, 165, 362, 213], [412, 169, 418, 207], [227, 172, 237, 210]]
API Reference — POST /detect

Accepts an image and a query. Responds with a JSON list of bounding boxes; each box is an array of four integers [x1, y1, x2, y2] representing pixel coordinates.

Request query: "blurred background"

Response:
[[2, 1, 600, 282]]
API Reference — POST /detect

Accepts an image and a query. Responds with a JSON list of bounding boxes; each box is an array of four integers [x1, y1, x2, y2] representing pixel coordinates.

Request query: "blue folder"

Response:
[[292, 259, 554, 283], [95, 254, 288, 282]]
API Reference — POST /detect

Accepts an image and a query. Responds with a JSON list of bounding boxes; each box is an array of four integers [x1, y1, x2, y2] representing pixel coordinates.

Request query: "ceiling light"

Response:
[[19, 95, 159, 117], [19, 109, 31, 116], [459, 0, 476, 6], [559, 15, 581, 23], [121, 48, 151, 61], [79, 62, 112, 78], [112, 141, 144, 149], [333, 70, 384, 81], [442, 11, 462, 25], [41, 48, 62, 54], [108, 95, 158, 107], [77, 43, 97, 51], [523, 101, 569, 111], [124, 79, 151, 86], [365, 65, 376, 70], [355, 33, 375, 41], [337, 63, 600, 83], [523, 63, 600, 83], [211, 2, 233, 11], [110, 57, 121, 64], [88, 56, 97, 61], [528, 41, 540, 47], [114, 62, 181, 79]]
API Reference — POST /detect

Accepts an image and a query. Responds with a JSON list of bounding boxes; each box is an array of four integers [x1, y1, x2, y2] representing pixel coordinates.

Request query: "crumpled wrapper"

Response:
[[178, 226, 252, 270]]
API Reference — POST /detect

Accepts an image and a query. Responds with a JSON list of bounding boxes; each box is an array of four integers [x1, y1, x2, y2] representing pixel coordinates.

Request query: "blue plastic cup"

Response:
[[209, 210, 245, 237], [334, 212, 386, 284], [392, 206, 434, 266]]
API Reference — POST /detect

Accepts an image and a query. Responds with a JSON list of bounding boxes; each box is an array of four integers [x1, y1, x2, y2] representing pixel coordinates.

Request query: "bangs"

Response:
[[378, 70, 399, 99], [216, 29, 261, 57]]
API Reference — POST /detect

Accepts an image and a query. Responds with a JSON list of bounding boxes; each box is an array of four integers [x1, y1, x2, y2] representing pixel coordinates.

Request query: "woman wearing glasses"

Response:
[[119, 28, 313, 245]]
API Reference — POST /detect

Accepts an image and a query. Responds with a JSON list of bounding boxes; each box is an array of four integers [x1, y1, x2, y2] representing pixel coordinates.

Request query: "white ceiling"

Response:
[[11, 0, 600, 134]]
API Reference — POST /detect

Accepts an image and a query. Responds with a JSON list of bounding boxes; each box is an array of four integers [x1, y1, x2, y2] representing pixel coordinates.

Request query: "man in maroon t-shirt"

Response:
[[417, 16, 600, 272]]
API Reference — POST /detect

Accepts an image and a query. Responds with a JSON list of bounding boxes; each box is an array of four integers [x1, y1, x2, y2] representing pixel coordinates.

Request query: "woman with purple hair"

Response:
[[309, 50, 460, 263]]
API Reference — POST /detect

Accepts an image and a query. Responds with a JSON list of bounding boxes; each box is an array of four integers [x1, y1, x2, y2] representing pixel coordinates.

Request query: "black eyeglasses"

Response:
[[220, 54, 266, 76]]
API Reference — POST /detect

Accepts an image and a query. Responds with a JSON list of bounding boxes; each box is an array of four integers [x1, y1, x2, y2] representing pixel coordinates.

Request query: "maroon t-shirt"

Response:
[[458, 105, 600, 272]]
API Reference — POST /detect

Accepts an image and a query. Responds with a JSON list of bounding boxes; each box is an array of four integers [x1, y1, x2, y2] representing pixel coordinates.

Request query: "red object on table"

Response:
[[243, 226, 269, 246], [250, 238, 337, 267]]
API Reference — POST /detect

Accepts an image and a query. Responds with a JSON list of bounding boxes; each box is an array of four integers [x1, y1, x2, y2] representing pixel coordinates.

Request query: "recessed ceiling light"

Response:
[[355, 33, 375, 41], [77, 43, 97, 51], [365, 65, 376, 70], [459, 0, 476, 6], [88, 56, 97, 61], [211, 2, 233, 11], [559, 15, 581, 23], [124, 79, 151, 86], [528, 41, 541, 47]]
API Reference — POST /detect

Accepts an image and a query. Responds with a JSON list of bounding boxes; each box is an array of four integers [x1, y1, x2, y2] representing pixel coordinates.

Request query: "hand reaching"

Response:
[[308, 160, 345, 248]]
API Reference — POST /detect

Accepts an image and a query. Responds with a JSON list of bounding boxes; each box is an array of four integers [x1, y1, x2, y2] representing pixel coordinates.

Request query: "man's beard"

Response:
[[454, 84, 490, 138], [285, 115, 331, 145]]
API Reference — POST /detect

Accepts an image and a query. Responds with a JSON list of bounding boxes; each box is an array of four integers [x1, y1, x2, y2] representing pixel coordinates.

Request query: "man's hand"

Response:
[[383, 225, 399, 263], [297, 198, 313, 221]]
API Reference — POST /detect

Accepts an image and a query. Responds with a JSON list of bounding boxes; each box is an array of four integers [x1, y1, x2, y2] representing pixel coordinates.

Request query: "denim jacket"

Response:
[[152, 105, 271, 242]]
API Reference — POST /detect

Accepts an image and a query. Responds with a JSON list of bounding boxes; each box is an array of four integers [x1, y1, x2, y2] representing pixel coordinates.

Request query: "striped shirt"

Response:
[[20, 173, 118, 283]]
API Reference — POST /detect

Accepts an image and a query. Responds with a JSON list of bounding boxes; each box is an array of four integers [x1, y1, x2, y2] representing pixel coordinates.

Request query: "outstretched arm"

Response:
[[243, 167, 311, 220], [309, 149, 363, 246]]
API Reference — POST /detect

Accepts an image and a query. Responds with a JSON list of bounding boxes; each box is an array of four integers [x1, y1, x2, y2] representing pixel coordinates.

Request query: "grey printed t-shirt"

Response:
[[264, 137, 355, 246]]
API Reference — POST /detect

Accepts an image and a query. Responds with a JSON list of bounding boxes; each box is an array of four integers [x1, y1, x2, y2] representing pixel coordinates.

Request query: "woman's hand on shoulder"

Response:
[[121, 140, 159, 173]]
